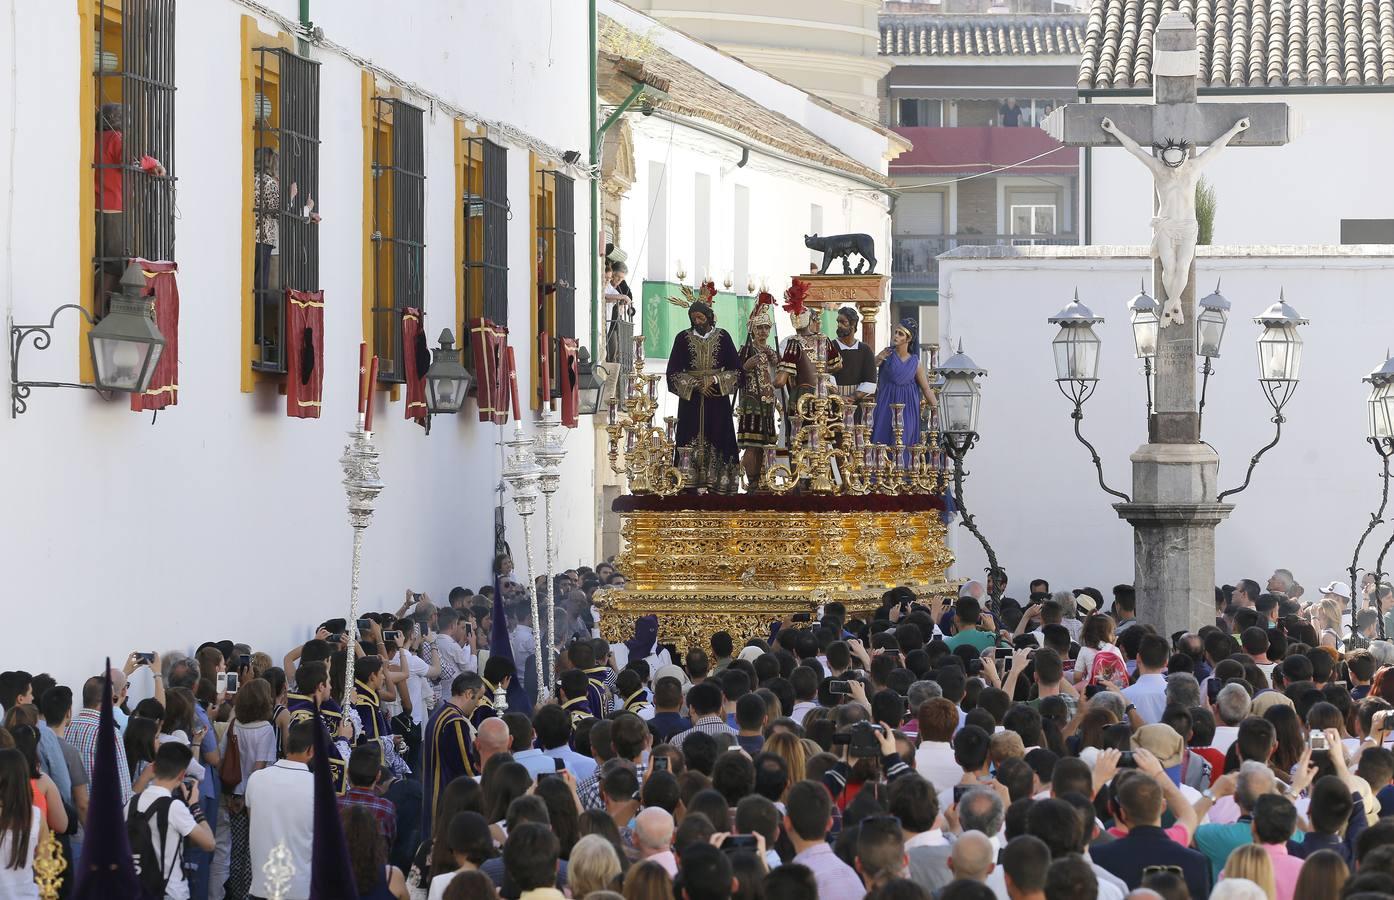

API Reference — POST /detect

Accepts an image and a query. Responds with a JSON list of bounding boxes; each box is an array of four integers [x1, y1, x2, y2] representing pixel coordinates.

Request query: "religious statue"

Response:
[[666, 294, 743, 494], [778, 282, 841, 418], [735, 291, 783, 489], [871, 318, 938, 463], [1100, 114, 1250, 325], [833, 305, 878, 405], [804, 232, 877, 275]]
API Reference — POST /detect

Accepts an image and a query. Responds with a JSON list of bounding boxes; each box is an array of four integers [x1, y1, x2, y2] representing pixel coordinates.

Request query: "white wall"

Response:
[[0, 0, 595, 687], [938, 246, 1394, 598], [1087, 94, 1394, 246]]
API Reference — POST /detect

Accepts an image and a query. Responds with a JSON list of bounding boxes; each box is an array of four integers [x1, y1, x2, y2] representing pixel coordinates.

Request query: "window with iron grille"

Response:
[[93, 0, 176, 319], [251, 47, 321, 374], [537, 169, 576, 397], [463, 137, 509, 344], [371, 97, 426, 382]]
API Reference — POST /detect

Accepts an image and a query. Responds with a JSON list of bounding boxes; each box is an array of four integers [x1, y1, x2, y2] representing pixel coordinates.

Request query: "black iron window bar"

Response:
[[372, 97, 426, 382], [462, 137, 509, 372], [537, 169, 576, 399], [251, 47, 321, 374]]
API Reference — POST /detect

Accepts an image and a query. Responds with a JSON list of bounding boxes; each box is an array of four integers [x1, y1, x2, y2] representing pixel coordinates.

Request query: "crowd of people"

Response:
[[3, 563, 1394, 900]]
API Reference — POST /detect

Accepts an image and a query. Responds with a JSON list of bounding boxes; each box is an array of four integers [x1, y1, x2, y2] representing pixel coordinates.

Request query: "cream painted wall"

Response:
[[938, 247, 1394, 598], [618, 0, 890, 121], [0, 0, 595, 686]]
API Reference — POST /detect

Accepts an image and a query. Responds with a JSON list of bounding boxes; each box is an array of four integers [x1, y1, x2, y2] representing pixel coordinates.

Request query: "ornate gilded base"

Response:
[[597, 498, 954, 652]]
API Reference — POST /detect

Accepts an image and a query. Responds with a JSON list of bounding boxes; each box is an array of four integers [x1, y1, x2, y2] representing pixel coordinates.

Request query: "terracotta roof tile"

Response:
[[879, 13, 1085, 57], [1078, 0, 1394, 89]]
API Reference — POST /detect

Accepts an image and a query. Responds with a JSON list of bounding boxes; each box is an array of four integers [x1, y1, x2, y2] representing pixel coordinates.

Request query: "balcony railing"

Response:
[[892, 233, 1080, 286], [605, 317, 635, 373]]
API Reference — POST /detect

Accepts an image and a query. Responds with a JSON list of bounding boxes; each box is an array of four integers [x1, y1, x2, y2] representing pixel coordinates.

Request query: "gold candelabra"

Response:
[[761, 343, 945, 496], [606, 335, 687, 496]]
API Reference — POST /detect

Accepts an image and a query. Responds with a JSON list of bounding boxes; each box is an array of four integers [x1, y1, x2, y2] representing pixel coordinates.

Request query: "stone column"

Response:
[[1115, 443, 1232, 637]]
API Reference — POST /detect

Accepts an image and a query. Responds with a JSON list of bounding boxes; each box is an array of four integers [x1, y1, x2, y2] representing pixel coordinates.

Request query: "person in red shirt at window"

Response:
[[94, 103, 164, 317]]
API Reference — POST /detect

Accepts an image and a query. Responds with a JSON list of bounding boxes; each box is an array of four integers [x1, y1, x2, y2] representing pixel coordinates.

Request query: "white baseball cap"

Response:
[[1320, 581, 1352, 600]]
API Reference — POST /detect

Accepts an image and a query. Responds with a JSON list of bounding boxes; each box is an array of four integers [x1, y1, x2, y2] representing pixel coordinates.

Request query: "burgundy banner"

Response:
[[469, 317, 510, 424], [559, 337, 579, 428], [401, 307, 428, 426], [286, 290, 325, 419], [129, 259, 179, 412]]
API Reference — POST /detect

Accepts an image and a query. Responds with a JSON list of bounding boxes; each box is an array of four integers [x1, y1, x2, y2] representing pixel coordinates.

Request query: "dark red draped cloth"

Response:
[[286, 290, 325, 419], [469, 317, 510, 424], [402, 307, 428, 425], [559, 336, 579, 427], [129, 259, 179, 412]]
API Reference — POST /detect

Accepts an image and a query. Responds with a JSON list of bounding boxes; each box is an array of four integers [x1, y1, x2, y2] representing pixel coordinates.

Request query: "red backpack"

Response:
[[1087, 648, 1129, 687]]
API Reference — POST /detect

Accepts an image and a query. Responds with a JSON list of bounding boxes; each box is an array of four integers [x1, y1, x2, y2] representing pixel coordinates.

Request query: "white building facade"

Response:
[[0, 0, 598, 685], [939, 245, 1394, 594]]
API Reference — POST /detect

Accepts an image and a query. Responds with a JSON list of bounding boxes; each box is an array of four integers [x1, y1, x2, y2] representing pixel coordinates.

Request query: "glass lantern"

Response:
[[1127, 282, 1160, 359], [89, 263, 167, 393], [1197, 282, 1230, 359], [1364, 355, 1394, 441], [937, 342, 987, 436], [423, 328, 472, 414], [1048, 291, 1104, 383], [576, 347, 610, 415], [1254, 292, 1307, 382]]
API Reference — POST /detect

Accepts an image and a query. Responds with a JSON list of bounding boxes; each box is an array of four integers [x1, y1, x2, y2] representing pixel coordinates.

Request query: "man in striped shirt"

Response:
[[669, 682, 735, 750], [68, 674, 132, 806]]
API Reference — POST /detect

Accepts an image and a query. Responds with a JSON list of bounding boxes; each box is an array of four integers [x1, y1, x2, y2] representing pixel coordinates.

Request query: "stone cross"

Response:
[[1043, 13, 1291, 444], [1041, 14, 1294, 637]]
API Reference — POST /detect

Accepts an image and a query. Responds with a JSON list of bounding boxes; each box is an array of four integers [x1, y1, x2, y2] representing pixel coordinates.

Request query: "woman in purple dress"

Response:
[[871, 317, 938, 461]]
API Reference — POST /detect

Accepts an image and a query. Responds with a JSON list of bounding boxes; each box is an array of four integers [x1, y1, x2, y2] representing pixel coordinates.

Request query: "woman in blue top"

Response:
[[870, 317, 938, 462]]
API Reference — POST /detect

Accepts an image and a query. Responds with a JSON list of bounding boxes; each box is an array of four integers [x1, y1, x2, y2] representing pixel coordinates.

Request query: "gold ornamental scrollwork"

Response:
[[599, 507, 955, 650]]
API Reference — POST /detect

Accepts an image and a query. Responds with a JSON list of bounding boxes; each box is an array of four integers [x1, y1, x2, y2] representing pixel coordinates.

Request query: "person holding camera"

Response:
[[129, 742, 215, 900]]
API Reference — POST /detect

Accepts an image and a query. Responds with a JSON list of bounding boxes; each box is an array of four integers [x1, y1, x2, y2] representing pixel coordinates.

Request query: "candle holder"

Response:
[[533, 407, 569, 689], [604, 347, 687, 496], [340, 420, 385, 709], [502, 424, 547, 704]]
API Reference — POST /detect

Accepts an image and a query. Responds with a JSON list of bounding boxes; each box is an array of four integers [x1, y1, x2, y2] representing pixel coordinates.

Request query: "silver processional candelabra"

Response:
[[534, 407, 569, 689], [340, 422, 384, 710], [502, 423, 547, 704]]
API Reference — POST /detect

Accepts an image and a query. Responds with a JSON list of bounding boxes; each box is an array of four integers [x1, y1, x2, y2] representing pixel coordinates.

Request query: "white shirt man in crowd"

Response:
[[1122, 634, 1171, 724], [246, 720, 317, 900], [634, 807, 677, 876], [132, 742, 215, 900]]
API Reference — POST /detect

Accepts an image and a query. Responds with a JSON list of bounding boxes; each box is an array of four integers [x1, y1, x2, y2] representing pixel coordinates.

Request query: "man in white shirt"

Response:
[[131, 743, 215, 900], [246, 720, 316, 900], [1122, 634, 1171, 724], [1210, 684, 1250, 756], [913, 698, 962, 793]]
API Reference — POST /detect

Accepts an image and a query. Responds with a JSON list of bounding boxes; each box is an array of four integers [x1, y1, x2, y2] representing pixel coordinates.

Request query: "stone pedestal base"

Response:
[[1114, 443, 1232, 636]]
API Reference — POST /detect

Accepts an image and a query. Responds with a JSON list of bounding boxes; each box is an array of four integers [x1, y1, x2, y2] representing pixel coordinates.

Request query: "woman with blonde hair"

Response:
[[1313, 598, 1344, 650], [763, 731, 807, 792], [1291, 849, 1347, 900], [569, 834, 622, 898], [1221, 844, 1276, 900], [621, 860, 672, 900]]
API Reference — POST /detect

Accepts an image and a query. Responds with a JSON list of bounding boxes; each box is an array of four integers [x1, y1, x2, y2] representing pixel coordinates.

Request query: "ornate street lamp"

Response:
[[1356, 354, 1394, 633], [423, 328, 473, 415], [576, 346, 611, 416], [1217, 291, 1309, 501], [1049, 290, 1104, 403], [1196, 282, 1231, 434], [1047, 291, 1129, 502], [10, 261, 168, 416], [1128, 282, 1159, 417], [937, 342, 1003, 606]]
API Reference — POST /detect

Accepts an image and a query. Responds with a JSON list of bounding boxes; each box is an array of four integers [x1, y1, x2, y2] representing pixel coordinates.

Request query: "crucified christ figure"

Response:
[[1100, 115, 1250, 325]]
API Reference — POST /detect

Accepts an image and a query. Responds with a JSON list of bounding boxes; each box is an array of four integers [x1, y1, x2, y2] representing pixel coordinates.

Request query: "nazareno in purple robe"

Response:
[[666, 326, 743, 494]]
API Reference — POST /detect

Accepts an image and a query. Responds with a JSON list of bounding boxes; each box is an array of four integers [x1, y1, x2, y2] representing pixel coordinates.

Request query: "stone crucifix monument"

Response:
[[1043, 13, 1293, 635]]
